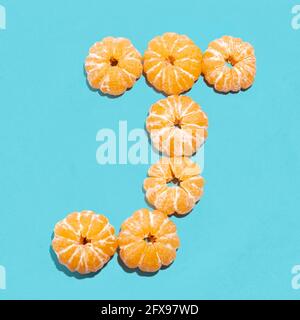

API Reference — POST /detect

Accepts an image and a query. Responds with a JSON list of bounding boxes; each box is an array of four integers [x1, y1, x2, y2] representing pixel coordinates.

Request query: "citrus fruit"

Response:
[[52, 210, 117, 274], [202, 35, 256, 93], [144, 157, 204, 215], [118, 208, 180, 273], [146, 95, 208, 156], [85, 37, 143, 96], [143, 32, 202, 95]]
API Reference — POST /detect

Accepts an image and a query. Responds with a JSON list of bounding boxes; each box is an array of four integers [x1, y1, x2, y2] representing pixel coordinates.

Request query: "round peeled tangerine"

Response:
[[85, 37, 143, 96], [144, 157, 205, 215], [118, 208, 180, 273], [52, 210, 117, 274], [146, 95, 208, 157], [202, 35, 256, 93], [143, 32, 202, 95]]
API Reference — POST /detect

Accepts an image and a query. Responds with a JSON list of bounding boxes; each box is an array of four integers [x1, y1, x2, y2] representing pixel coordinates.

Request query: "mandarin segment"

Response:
[[144, 157, 204, 215], [85, 37, 142, 96], [119, 241, 146, 269], [146, 95, 208, 157], [52, 211, 117, 274], [144, 32, 202, 95], [139, 245, 161, 272], [118, 209, 180, 273], [202, 35, 256, 93]]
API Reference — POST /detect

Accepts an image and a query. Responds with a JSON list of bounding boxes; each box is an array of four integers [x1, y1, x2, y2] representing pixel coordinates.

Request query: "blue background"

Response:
[[1, 0, 300, 299]]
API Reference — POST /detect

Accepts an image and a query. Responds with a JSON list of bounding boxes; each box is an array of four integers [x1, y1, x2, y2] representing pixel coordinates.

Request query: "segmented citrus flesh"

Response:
[[146, 95, 208, 156], [144, 32, 202, 95], [52, 211, 117, 274], [202, 35, 256, 93], [85, 37, 143, 96], [118, 208, 180, 273], [144, 157, 204, 215]]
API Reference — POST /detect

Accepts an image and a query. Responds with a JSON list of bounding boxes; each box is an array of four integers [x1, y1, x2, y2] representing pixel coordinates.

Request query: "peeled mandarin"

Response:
[[52, 210, 117, 274], [146, 95, 208, 157], [144, 157, 204, 215], [144, 32, 202, 95], [85, 37, 143, 96], [118, 209, 180, 273], [202, 35, 256, 93]]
